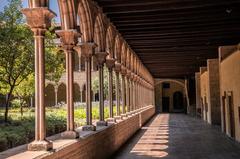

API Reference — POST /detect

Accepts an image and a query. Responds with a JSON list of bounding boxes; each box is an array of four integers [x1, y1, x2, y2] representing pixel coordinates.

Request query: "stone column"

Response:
[[54, 86, 58, 107], [22, 7, 55, 151], [95, 52, 108, 126], [81, 43, 96, 131], [125, 70, 131, 115], [121, 66, 127, 117], [56, 30, 80, 139], [106, 58, 116, 122], [114, 62, 122, 120], [129, 79, 133, 112]]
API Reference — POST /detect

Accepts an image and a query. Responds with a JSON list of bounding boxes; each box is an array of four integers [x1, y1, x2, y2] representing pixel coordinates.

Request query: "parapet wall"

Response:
[[2, 106, 155, 159]]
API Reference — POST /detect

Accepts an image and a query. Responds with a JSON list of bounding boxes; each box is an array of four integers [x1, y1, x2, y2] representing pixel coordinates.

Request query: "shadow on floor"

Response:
[[112, 113, 240, 159]]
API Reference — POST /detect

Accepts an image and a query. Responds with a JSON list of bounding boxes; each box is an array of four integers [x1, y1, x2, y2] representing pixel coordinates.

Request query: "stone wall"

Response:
[[207, 59, 221, 125], [219, 48, 240, 142], [42, 106, 155, 159], [155, 80, 186, 113], [200, 60, 221, 125]]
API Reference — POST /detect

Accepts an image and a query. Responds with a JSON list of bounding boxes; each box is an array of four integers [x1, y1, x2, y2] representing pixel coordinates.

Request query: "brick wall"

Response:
[[43, 106, 155, 159]]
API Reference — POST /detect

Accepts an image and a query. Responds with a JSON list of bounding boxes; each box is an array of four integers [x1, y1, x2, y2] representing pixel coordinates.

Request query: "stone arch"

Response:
[[121, 42, 127, 66], [94, 13, 106, 52], [155, 79, 185, 88], [155, 79, 187, 113], [77, 0, 97, 42], [74, 83, 81, 102], [57, 83, 66, 104], [114, 35, 122, 63], [106, 25, 116, 58], [45, 84, 56, 107], [58, 0, 78, 30]]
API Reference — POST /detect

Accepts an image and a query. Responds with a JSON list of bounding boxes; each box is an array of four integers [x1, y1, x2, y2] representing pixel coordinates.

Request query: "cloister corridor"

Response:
[[114, 114, 240, 159]]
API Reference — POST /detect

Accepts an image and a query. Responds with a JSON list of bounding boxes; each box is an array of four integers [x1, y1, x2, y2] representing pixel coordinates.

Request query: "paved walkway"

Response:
[[114, 113, 240, 159]]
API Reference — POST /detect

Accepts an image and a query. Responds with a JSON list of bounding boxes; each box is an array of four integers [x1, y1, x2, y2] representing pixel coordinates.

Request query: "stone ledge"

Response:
[[0, 106, 155, 159]]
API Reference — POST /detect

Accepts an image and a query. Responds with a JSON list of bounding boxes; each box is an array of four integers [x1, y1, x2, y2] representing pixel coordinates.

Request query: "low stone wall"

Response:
[[43, 106, 155, 159], [2, 106, 154, 159]]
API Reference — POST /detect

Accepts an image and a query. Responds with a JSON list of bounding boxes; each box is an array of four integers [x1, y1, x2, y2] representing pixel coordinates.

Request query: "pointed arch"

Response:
[[121, 42, 127, 66], [114, 34, 122, 63], [58, 0, 78, 30], [78, 0, 97, 42], [94, 13, 106, 52], [106, 25, 116, 58]]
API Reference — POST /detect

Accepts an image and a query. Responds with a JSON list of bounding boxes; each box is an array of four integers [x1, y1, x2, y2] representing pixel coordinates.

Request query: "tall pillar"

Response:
[[22, 7, 55, 151], [121, 66, 127, 117], [54, 86, 58, 107], [106, 58, 116, 122], [126, 70, 131, 115], [95, 52, 108, 126], [81, 43, 96, 131], [114, 62, 122, 120], [56, 30, 79, 138]]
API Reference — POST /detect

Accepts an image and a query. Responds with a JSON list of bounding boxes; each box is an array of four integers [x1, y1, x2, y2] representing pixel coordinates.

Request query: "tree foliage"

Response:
[[0, 0, 34, 122]]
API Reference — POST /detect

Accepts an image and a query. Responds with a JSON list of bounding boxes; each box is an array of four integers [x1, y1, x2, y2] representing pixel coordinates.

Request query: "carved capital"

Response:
[[80, 42, 96, 58], [21, 7, 56, 31], [95, 52, 108, 66], [56, 29, 80, 51], [114, 62, 121, 73], [106, 58, 116, 69], [121, 65, 127, 75], [126, 69, 132, 78]]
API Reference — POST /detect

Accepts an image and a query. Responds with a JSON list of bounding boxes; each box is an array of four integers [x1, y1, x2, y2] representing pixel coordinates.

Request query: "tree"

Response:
[[13, 74, 34, 116], [92, 66, 116, 100], [0, 0, 34, 122], [45, 28, 65, 88]]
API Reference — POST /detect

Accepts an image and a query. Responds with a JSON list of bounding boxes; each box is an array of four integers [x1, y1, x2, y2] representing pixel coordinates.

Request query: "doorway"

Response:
[[162, 97, 170, 112], [173, 91, 184, 110]]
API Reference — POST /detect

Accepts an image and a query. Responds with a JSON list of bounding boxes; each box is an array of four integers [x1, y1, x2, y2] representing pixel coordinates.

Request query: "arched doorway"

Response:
[[57, 83, 66, 104], [173, 91, 184, 110], [74, 83, 81, 103], [45, 84, 55, 107]]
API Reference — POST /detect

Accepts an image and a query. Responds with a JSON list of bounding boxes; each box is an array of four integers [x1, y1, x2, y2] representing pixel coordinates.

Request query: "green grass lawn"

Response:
[[0, 105, 121, 152]]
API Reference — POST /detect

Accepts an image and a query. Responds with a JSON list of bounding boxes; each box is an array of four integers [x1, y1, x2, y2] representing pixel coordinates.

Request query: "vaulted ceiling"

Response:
[[94, 0, 240, 78]]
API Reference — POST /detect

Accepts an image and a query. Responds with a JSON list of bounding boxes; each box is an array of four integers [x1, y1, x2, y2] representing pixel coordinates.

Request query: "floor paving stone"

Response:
[[114, 113, 240, 159]]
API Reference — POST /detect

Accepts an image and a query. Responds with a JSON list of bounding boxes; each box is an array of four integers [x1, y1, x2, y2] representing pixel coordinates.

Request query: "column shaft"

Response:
[[65, 51, 74, 131], [34, 34, 45, 141], [86, 57, 92, 125], [108, 68, 114, 118], [116, 72, 120, 116], [99, 65, 104, 121], [121, 75, 126, 114]]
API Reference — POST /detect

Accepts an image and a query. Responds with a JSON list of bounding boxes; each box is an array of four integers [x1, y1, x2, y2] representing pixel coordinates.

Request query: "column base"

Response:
[[61, 130, 79, 139], [107, 117, 116, 123], [28, 139, 53, 151], [96, 120, 108, 126], [82, 125, 96, 131], [114, 116, 123, 120], [126, 112, 133, 117], [121, 114, 128, 119]]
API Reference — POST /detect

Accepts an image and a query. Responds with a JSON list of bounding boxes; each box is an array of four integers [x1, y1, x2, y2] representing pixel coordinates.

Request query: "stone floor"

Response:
[[114, 113, 240, 159]]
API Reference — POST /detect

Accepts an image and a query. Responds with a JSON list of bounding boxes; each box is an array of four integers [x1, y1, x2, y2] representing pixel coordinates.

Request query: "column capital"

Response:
[[21, 7, 56, 31], [56, 29, 80, 51], [121, 65, 127, 75], [126, 69, 132, 79], [130, 73, 135, 81], [106, 58, 116, 69], [114, 62, 121, 73], [80, 42, 97, 58], [95, 52, 108, 66]]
